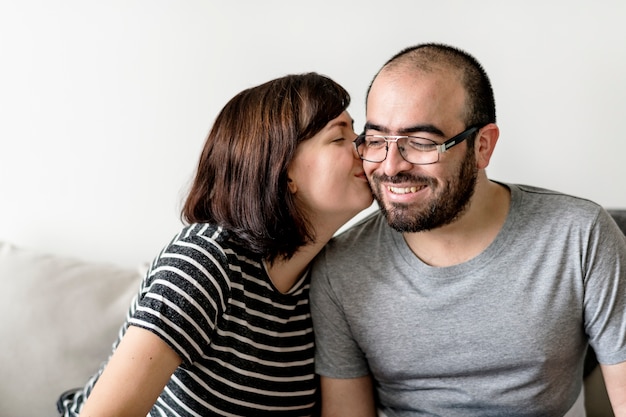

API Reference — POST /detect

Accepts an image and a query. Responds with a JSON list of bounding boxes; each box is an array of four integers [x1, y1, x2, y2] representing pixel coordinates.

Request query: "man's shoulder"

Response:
[[331, 210, 388, 243], [315, 211, 393, 265], [311, 211, 394, 290], [509, 183, 607, 231], [512, 183, 602, 215]]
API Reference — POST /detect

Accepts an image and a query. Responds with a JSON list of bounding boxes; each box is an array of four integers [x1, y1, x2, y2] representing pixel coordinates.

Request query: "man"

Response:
[[309, 43, 626, 416]]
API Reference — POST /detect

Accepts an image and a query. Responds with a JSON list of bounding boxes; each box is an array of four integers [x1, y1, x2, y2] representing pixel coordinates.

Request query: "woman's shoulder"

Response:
[[165, 223, 241, 260], [165, 223, 266, 281]]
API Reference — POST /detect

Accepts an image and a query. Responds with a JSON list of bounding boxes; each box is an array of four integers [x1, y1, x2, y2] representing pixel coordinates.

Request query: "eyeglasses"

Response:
[[353, 125, 480, 165]]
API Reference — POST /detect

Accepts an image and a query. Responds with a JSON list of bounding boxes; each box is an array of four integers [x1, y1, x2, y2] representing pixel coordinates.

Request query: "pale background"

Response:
[[1, 0, 625, 268]]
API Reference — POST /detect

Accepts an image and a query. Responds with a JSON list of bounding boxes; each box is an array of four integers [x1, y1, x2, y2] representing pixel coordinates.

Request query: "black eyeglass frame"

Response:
[[353, 125, 482, 165]]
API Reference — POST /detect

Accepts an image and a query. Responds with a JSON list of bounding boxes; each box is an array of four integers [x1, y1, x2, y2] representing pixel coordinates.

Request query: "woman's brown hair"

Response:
[[182, 72, 350, 263]]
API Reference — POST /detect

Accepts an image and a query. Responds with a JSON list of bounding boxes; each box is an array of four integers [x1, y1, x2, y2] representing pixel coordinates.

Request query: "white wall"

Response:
[[1, 0, 625, 267]]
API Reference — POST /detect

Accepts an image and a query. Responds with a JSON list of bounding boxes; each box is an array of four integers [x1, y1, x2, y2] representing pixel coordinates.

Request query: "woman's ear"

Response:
[[474, 123, 499, 170], [287, 178, 297, 193]]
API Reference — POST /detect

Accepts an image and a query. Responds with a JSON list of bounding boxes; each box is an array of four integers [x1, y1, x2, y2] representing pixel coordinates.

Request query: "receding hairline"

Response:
[[369, 48, 468, 108], [368, 43, 497, 126], [380, 45, 468, 79]]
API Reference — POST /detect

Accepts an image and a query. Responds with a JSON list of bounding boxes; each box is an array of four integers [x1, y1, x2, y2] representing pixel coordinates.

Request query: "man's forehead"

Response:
[[367, 69, 465, 124]]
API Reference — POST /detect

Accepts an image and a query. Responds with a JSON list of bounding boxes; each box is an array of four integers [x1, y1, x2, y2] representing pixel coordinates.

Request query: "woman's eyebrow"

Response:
[[327, 118, 353, 130]]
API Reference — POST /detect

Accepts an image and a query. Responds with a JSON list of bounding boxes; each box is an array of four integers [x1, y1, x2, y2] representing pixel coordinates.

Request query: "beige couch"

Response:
[[1, 209, 624, 417], [0, 242, 144, 417]]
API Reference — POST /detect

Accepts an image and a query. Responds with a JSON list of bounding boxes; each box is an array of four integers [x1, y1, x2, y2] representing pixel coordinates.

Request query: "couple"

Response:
[[58, 43, 626, 416]]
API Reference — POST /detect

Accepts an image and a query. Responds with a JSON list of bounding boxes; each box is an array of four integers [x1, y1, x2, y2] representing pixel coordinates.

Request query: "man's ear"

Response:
[[287, 178, 297, 193], [474, 123, 499, 170]]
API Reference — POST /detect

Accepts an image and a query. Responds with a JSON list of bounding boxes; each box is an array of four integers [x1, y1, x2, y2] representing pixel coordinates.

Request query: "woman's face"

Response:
[[288, 111, 373, 231]]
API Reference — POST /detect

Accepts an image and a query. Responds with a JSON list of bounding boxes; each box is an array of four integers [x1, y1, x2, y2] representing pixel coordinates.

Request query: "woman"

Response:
[[57, 73, 372, 416]]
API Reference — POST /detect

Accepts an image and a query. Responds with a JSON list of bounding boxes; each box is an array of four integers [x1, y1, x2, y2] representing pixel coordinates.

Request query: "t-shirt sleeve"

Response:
[[584, 208, 626, 365], [309, 249, 370, 378], [130, 234, 230, 365]]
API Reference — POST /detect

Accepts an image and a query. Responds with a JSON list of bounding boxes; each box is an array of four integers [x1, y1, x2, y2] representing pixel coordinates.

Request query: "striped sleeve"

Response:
[[130, 224, 230, 365]]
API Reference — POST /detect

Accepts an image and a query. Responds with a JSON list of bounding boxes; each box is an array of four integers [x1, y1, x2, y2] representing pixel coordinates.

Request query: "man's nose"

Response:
[[381, 141, 413, 176]]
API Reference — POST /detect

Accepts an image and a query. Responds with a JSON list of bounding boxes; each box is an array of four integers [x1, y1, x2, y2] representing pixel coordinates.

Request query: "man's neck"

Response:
[[402, 179, 510, 267]]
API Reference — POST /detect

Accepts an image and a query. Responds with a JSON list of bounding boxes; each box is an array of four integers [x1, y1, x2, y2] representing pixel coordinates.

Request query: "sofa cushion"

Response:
[[0, 241, 143, 417], [607, 209, 626, 235]]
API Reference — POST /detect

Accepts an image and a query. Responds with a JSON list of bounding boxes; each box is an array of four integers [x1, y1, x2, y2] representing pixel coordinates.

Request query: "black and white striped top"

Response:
[[58, 223, 318, 417]]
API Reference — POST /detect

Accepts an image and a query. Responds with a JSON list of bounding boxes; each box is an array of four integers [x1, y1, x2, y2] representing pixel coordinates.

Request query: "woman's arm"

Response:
[[79, 326, 182, 417]]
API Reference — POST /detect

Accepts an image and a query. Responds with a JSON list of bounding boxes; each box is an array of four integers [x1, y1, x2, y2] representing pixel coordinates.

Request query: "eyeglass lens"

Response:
[[356, 136, 439, 165]]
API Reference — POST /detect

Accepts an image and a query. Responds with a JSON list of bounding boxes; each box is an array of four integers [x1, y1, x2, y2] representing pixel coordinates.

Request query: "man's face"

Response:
[[364, 68, 478, 232]]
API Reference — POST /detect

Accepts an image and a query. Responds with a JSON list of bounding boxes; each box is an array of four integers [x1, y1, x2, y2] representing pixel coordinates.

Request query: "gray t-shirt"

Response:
[[310, 183, 626, 417]]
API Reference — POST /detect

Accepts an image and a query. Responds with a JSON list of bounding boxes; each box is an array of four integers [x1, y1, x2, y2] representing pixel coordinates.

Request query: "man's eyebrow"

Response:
[[364, 122, 444, 137]]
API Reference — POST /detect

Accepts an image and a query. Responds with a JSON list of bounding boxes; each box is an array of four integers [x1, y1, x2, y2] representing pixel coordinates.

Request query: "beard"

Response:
[[371, 146, 478, 232]]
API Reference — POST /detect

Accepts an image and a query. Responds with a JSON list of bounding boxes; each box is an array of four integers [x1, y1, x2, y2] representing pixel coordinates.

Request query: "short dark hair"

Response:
[[368, 43, 496, 128], [182, 73, 350, 263]]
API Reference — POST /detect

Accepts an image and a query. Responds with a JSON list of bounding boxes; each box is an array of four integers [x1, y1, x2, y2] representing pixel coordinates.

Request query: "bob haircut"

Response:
[[182, 72, 350, 263]]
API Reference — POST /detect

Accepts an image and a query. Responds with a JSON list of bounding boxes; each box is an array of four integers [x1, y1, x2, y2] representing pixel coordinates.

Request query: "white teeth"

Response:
[[388, 186, 421, 194]]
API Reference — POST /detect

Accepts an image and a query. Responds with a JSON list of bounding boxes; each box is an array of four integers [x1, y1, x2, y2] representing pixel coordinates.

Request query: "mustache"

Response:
[[371, 173, 435, 185]]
